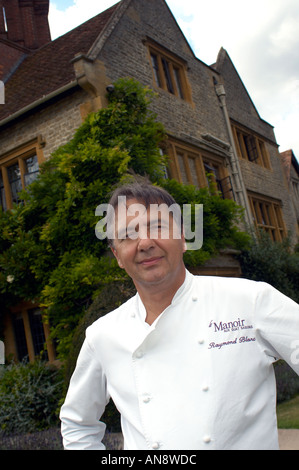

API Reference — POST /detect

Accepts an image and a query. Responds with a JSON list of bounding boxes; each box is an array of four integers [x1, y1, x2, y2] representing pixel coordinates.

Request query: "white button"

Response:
[[202, 385, 209, 392], [192, 296, 198, 301], [143, 395, 151, 403], [152, 442, 160, 449], [198, 339, 204, 344], [136, 351, 143, 358], [131, 312, 136, 318], [203, 436, 211, 444]]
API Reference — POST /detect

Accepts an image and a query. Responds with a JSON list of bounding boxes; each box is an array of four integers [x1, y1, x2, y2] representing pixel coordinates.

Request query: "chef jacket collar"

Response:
[[135, 269, 193, 329]]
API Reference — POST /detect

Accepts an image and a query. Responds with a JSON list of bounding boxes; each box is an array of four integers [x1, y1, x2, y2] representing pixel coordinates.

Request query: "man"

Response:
[[60, 182, 299, 450]]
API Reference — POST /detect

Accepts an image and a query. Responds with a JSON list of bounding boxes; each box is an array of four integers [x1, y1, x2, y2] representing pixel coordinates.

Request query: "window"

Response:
[[7, 302, 56, 363], [248, 193, 286, 241], [232, 125, 271, 169], [0, 137, 44, 211], [3, 154, 39, 207], [147, 41, 191, 102], [166, 139, 234, 199]]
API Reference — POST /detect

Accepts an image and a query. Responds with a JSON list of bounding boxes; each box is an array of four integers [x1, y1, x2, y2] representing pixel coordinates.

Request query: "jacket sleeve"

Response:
[[255, 282, 299, 375], [60, 331, 110, 450]]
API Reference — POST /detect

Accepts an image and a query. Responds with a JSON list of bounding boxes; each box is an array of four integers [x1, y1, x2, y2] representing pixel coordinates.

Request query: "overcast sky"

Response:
[[49, 0, 299, 161]]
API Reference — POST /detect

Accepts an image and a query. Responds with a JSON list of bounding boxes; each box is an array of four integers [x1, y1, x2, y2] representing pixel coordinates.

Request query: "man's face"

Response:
[[111, 198, 186, 288]]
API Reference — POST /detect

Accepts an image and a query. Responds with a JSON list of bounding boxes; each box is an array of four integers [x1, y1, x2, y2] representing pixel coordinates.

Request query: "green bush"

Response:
[[239, 231, 299, 303], [275, 360, 299, 403], [0, 360, 63, 436]]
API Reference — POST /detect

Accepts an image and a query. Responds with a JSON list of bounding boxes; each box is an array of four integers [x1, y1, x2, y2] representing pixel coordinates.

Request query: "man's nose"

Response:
[[137, 229, 155, 251]]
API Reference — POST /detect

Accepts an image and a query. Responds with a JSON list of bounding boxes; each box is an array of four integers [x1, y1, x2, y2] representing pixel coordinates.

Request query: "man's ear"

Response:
[[111, 246, 124, 269]]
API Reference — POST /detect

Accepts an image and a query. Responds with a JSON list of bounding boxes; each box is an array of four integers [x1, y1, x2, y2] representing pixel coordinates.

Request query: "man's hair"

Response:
[[108, 182, 177, 210], [106, 182, 182, 246]]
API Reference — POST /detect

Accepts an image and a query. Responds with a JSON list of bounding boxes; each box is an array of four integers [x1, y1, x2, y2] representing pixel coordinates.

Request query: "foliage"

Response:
[[0, 77, 248, 359], [161, 179, 250, 267], [275, 360, 299, 404], [0, 360, 63, 436], [238, 231, 299, 303], [276, 394, 299, 429]]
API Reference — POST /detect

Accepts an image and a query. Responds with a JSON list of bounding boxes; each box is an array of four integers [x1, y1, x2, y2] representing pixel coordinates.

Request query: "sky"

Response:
[[48, 0, 299, 161]]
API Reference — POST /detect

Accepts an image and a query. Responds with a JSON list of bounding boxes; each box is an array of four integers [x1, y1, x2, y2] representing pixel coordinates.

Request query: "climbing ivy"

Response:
[[0, 78, 249, 359]]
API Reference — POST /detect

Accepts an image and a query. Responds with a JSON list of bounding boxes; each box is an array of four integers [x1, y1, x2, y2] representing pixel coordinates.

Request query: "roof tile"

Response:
[[0, 3, 119, 121]]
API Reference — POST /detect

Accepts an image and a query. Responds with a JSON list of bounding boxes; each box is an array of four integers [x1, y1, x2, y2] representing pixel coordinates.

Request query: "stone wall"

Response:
[[99, 0, 229, 146], [0, 87, 87, 161]]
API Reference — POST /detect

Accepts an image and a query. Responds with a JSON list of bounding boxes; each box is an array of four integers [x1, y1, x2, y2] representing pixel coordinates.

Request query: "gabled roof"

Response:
[[0, 2, 120, 122], [214, 48, 261, 120]]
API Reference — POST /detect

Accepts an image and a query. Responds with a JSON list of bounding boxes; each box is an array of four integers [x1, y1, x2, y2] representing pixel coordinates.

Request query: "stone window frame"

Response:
[[248, 192, 286, 242], [0, 136, 45, 211], [164, 138, 234, 199], [232, 124, 271, 170], [145, 39, 192, 103]]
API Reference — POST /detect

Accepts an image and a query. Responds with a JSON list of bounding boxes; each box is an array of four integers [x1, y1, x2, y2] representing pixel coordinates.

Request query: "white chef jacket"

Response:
[[60, 270, 299, 450]]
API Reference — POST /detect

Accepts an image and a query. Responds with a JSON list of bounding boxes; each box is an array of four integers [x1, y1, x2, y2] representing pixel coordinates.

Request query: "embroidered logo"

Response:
[[209, 318, 253, 333], [208, 317, 255, 350]]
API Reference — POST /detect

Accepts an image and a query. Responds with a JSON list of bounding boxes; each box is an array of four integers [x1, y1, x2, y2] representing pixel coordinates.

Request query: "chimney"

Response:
[[1, 0, 51, 49], [33, 0, 51, 47]]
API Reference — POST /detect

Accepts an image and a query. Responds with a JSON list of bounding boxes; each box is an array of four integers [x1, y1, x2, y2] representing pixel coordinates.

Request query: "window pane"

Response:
[[161, 58, 174, 94], [204, 163, 218, 185], [24, 155, 39, 187], [7, 163, 22, 204], [13, 313, 28, 362], [244, 135, 258, 162], [188, 157, 198, 187], [252, 201, 258, 224], [177, 153, 189, 184], [151, 54, 162, 88], [173, 67, 184, 99], [259, 203, 268, 225], [0, 170, 7, 211], [28, 308, 48, 360]]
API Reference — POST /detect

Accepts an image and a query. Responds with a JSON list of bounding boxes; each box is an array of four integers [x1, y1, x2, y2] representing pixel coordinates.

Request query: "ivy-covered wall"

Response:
[[0, 79, 249, 360]]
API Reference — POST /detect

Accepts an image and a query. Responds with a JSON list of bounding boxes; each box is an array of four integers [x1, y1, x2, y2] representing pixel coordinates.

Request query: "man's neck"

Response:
[[135, 267, 186, 325]]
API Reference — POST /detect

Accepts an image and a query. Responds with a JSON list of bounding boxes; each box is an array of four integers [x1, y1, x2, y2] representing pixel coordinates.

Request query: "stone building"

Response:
[[0, 0, 297, 362], [280, 149, 299, 233]]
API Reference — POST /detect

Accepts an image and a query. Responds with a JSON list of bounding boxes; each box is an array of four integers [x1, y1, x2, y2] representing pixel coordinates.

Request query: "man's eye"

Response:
[[126, 229, 138, 239], [151, 223, 162, 230]]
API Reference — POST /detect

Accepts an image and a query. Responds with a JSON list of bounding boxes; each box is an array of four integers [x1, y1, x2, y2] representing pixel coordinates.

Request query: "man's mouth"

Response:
[[138, 256, 163, 266]]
